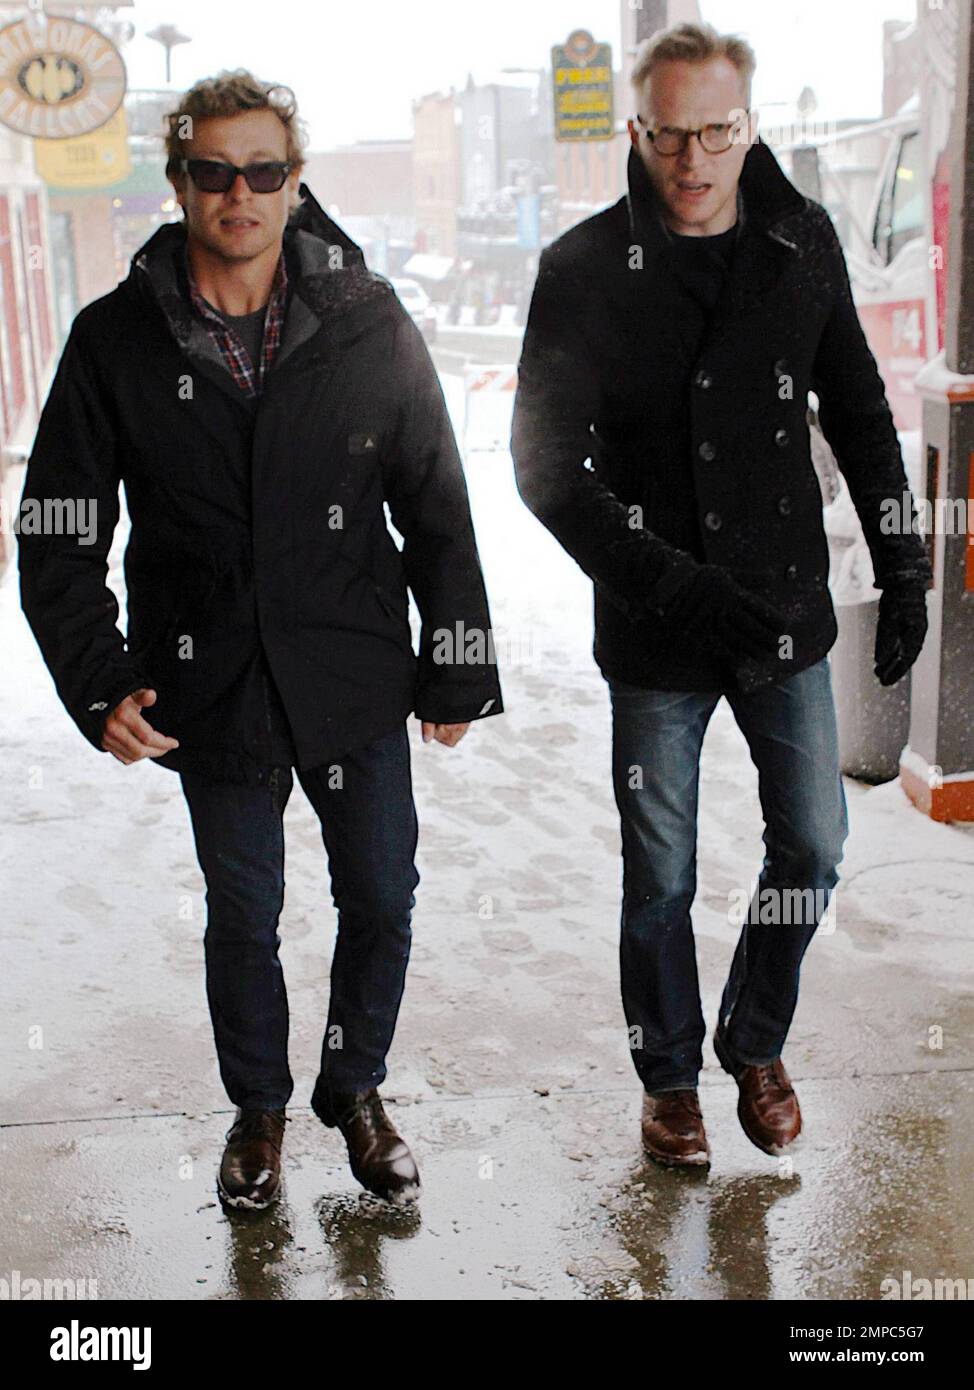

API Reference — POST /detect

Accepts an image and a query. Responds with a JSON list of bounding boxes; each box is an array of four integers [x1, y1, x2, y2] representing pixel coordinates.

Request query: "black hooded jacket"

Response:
[[511, 140, 930, 691], [18, 184, 503, 783]]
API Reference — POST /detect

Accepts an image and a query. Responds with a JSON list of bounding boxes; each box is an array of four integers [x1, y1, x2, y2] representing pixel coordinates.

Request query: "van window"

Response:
[[875, 131, 924, 265]]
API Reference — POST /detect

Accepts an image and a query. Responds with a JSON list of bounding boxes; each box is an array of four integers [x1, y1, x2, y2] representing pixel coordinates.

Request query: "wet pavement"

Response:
[[3, 1070, 973, 1300], [2, 427, 974, 1300]]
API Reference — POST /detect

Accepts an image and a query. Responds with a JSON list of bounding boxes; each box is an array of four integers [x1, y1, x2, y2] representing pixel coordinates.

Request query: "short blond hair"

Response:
[[631, 22, 756, 96], [164, 69, 307, 180]]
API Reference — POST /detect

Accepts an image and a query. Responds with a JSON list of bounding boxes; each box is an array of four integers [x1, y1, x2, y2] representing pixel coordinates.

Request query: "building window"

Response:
[[0, 196, 27, 442]]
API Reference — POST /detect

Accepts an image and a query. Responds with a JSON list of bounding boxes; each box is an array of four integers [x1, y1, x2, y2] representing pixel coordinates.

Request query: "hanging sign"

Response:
[[551, 29, 614, 142], [0, 15, 126, 139]]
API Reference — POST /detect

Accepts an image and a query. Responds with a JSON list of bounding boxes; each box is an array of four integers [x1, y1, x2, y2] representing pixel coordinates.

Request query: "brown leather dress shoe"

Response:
[[641, 1089, 711, 1168], [714, 1027, 802, 1156], [217, 1108, 287, 1210], [312, 1087, 421, 1204]]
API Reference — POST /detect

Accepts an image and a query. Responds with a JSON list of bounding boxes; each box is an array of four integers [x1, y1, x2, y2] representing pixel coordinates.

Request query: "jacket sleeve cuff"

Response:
[[75, 671, 150, 750], [413, 689, 504, 726], [873, 563, 933, 590]]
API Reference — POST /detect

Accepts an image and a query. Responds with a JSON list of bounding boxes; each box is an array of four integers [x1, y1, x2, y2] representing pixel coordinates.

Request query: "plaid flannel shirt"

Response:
[[184, 246, 288, 397]]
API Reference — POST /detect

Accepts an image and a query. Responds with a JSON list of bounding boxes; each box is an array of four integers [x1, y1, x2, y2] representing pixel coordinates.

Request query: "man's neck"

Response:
[[669, 215, 738, 240], [186, 234, 282, 315]]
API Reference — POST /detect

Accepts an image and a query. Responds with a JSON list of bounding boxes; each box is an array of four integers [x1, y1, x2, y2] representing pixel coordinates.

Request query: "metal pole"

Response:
[[902, 0, 974, 821]]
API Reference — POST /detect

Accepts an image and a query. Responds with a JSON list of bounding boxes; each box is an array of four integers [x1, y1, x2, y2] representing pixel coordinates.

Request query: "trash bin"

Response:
[[830, 599, 911, 783], [821, 425, 920, 784]]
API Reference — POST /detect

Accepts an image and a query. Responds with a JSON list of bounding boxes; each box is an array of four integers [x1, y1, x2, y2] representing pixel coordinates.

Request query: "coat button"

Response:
[[774, 357, 789, 376], [698, 441, 717, 461], [775, 428, 790, 447], [695, 370, 713, 389], [785, 563, 799, 580], [704, 511, 723, 532], [778, 496, 792, 516]]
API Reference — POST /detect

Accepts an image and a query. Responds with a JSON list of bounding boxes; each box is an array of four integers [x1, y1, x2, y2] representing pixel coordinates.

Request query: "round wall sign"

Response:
[[0, 15, 126, 138]]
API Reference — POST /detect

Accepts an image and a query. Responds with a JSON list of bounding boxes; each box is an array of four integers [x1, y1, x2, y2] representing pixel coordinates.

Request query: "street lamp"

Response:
[[147, 23, 191, 85]]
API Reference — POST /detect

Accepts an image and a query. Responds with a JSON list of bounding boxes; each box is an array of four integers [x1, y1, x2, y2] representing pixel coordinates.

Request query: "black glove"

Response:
[[660, 564, 788, 665], [874, 575, 928, 686]]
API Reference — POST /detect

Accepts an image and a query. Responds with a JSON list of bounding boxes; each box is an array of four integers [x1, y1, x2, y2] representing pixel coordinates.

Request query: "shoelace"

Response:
[[752, 1062, 789, 1097], [345, 1092, 392, 1135], [229, 1110, 287, 1146], [658, 1089, 702, 1120]]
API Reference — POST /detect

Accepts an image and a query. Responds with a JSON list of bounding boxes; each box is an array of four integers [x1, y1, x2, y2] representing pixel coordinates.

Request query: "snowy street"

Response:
[[2, 368, 972, 1301]]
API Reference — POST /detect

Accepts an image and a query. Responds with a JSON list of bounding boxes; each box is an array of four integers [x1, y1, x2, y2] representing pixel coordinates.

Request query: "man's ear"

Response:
[[730, 105, 757, 149], [287, 169, 302, 214], [168, 172, 186, 214], [627, 117, 639, 150]]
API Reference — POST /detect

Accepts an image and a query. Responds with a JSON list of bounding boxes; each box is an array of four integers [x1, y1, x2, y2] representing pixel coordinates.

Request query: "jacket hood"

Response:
[[625, 137, 808, 252], [129, 180, 364, 282], [286, 179, 365, 265], [127, 181, 394, 369]]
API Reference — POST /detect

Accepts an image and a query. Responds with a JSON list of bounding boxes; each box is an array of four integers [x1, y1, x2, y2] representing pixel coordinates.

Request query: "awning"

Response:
[[402, 253, 455, 282]]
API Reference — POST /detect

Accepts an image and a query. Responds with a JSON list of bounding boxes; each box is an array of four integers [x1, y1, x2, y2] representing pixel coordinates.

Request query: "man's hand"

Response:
[[101, 688, 180, 765], [661, 564, 788, 666], [874, 578, 929, 686], [421, 721, 470, 747]]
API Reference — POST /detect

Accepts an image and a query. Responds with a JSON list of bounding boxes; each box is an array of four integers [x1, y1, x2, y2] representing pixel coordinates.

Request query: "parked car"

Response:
[[391, 277, 437, 343]]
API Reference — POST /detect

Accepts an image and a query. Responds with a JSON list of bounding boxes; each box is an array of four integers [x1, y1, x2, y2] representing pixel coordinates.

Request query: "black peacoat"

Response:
[[511, 139, 930, 691]]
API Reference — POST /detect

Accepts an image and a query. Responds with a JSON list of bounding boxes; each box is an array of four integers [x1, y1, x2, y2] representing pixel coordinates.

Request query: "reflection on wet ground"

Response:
[[3, 1068, 971, 1300]]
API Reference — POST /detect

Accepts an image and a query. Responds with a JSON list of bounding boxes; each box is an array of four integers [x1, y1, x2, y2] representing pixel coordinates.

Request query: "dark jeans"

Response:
[[179, 723, 420, 1110], [609, 657, 848, 1094]]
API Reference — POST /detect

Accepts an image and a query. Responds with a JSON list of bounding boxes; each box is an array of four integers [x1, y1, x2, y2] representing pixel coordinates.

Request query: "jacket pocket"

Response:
[[372, 579, 406, 619], [372, 581, 414, 652]]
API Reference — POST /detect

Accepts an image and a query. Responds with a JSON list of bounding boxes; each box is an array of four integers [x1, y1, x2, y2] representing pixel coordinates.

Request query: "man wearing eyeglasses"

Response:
[[19, 71, 502, 1209], [512, 24, 930, 1167]]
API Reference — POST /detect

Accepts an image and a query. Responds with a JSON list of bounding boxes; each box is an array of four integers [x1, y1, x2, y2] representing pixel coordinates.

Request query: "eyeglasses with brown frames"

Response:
[[633, 113, 751, 156]]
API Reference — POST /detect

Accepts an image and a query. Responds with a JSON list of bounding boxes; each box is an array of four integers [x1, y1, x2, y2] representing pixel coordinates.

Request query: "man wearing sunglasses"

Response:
[[512, 24, 929, 1167], [19, 70, 502, 1208]]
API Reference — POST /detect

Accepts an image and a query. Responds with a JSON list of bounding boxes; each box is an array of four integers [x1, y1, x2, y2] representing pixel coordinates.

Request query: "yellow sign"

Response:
[[0, 15, 126, 139], [551, 29, 615, 142], [34, 106, 131, 189]]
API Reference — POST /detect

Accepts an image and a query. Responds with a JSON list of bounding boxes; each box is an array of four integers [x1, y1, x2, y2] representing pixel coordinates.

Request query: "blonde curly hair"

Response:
[[164, 69, 308, 179]]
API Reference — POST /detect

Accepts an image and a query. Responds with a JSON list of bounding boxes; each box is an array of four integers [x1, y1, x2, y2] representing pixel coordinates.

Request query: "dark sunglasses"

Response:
[[180, 158, 293, 193]]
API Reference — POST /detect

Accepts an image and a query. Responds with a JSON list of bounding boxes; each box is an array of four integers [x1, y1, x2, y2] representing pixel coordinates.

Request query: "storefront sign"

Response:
[[551, 29, 614, 142], [34, 107, 131, 188], [0, 15, 126, 139]]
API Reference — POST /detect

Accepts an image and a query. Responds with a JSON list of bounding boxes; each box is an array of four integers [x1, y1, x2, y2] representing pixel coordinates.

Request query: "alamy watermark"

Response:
[[728, 879, 837, 933], [1, 1267, 98, 1299], [2, 496, 98, 546], [880, 1270, 974, 1300]]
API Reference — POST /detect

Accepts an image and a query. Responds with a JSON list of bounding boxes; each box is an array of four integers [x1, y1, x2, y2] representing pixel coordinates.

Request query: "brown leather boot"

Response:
[[313, 1087, 420, 1204], [217, 1108, 287, 1210], [641, 1089, 711, 1168], [714, 1027, 802, 1156]]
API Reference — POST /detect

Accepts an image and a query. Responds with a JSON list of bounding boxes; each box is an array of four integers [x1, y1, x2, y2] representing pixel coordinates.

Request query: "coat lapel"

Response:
[[624, 138, 807, 349], [704, 213, 798, 349]]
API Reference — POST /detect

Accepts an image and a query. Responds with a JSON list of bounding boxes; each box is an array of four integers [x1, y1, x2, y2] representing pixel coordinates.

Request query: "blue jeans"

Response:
[[179, 724, 420, 1110], [609, 658, 848, 1094]]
